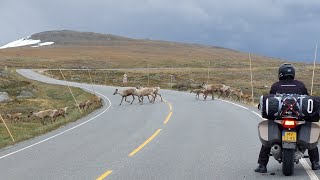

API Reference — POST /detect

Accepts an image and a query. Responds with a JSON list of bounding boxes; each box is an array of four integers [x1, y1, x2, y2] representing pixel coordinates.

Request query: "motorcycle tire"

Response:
[[282, 149, 295, 176]]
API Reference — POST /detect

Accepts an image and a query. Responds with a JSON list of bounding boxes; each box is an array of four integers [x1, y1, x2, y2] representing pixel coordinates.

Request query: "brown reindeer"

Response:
[[6, 113, 22, 123], [201, 82, 221, 100], [190, 89, 208, 100], [113, 88, 136, 105], [28, 110, 58, 125], [54, 107, 68, 118]]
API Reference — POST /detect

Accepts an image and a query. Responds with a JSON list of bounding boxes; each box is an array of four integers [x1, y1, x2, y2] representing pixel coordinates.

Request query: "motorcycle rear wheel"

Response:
[[282, 149, 295, 176]]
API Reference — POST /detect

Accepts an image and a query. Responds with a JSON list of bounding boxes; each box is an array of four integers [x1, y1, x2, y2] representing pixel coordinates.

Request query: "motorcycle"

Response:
[[258, 94, 320, 176]]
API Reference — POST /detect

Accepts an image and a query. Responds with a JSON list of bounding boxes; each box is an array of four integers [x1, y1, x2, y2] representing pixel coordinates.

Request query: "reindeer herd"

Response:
[[113, 85, 163, 105], [113, 83, 253, 105], [2, 96, 102, 125], [2, 83, 250, 125], [190, 83, 253, 102]]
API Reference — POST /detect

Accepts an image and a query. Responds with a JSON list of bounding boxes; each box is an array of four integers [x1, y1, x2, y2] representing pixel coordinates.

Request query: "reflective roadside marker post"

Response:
[[148, 64, 150, 87], [105, 70, 108, 85], [171, 65, 173, 89], [249, 53, 254, 104], [311, 43, 317, 95], [0, 115, 15, 142], [59, 68, 83, 114], [207, 61, 210, 85], [123, 73, 128, 85]]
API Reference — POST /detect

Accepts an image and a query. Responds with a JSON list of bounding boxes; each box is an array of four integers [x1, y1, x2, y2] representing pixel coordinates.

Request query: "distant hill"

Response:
[[30, 30, 135, 46], [0, 30, 284, 69], [29, 30, 239, 51]]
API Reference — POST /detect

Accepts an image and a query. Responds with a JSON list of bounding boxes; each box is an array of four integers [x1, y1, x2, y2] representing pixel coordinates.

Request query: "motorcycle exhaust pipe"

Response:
[[271, 144, 282, 161]]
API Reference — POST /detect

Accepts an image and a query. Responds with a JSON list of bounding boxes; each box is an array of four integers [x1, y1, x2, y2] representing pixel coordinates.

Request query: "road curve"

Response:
[[0, 69, 318, 180]]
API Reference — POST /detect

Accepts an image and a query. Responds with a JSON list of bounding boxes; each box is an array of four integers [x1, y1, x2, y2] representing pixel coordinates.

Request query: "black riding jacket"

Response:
[[270, 79, 308, 95]]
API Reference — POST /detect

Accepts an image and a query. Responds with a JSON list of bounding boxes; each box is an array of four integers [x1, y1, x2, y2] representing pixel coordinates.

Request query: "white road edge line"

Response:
[[301, 159, 319, 180], [0, 87, 112, 160], [218, 99, 249, 110], [220, 99, 319, 180]]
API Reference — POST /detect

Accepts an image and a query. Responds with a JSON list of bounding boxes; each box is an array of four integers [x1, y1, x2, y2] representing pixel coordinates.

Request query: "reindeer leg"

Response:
[[218, 93, 221, 99], [152, 94, 156, 103], [120, 96, 124, 105], [147, 95, 152, 103], [130, 95, 135, 104], [154, 94, 158, 102], [204, 93, 208, 101], [157, 93, 163, 102], [41, 118, 45, 125], [125, 96, 130, 103], [154, 94, 157, 103], [211, 92, 214, 100]]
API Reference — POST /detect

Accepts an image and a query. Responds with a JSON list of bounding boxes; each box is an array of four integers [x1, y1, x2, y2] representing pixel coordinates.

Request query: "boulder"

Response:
[[17, 90, 34, 99], [0, 92, 11, 103]]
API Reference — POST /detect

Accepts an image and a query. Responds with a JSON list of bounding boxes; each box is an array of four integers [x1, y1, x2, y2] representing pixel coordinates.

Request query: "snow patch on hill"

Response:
[[0, 36, 54, 49]]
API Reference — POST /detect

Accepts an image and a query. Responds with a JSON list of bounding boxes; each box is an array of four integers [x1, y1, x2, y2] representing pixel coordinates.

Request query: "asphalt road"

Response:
[[0, 69, 319, 180]]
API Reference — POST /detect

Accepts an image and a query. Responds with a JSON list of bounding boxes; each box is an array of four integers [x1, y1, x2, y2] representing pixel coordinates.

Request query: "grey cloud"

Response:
[[0, 0, 320, 62]]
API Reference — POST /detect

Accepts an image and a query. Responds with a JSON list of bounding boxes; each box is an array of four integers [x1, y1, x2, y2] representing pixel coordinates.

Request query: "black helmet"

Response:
[[278, 63, 295, 80]]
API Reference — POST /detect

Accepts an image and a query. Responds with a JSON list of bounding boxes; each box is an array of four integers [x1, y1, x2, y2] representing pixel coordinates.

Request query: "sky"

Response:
[[1, 0, 320, 62]]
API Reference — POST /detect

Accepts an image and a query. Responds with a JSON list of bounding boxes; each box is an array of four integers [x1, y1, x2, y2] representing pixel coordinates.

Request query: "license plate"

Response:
[[282, 132, 297, 142]]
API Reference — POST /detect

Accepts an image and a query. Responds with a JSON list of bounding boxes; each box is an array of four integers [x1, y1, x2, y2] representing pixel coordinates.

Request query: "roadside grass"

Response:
[[0, 68, 101, 149]]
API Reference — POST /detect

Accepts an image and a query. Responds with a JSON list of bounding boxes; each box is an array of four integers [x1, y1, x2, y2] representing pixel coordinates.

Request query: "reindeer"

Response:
[[28, 110, 58, 125], [113, 88, 136, 105], [5, 113, 22, 123]]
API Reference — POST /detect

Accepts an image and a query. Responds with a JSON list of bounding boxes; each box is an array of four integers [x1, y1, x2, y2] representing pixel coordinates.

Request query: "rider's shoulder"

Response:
[[292, 79, 306, 86]]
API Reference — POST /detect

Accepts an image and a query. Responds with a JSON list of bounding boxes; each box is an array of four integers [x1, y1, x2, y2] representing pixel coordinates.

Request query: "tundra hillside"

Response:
[[0, 68, 102, 148], [0, 30, 284, 69], [1, 30, 320, 101]]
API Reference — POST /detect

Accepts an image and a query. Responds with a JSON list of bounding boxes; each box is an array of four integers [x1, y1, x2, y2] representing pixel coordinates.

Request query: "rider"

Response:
[[254, 63, 320, 173]]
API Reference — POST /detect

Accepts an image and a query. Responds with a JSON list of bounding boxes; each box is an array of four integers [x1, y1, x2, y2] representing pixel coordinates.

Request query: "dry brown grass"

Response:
[[0, 38, 318, 103], [0, 42, 284, 69], [0, 69, 102, 148]]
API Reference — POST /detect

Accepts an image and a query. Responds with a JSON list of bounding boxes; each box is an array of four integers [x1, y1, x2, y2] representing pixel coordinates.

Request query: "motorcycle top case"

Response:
[[260, 94, 320, 122]]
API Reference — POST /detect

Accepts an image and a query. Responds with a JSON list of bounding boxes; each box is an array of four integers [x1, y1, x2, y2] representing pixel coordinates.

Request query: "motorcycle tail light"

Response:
[[282, 119, 297, 129]]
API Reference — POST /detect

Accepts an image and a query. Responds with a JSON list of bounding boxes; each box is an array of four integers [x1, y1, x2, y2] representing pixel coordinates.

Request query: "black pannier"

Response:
[[260, 94, 320, 122], [300, 96, 320, 122], [260, 94, 282, 120]]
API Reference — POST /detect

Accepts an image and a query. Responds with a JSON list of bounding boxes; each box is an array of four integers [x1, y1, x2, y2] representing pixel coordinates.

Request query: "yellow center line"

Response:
[[129, 129, 162, 157], [164, 111, 173, 124], [96, 170, 112, 180]]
